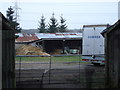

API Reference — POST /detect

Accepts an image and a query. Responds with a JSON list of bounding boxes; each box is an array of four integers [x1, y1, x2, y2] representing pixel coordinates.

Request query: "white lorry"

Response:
[[82, 25, 108, 65]]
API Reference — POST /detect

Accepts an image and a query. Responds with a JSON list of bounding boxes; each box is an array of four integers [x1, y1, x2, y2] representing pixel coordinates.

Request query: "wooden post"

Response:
[[62, 39, 65, 54], [105, 34, 109, 88], [42, 40, 45, 52], [0, 13, 2, 90]]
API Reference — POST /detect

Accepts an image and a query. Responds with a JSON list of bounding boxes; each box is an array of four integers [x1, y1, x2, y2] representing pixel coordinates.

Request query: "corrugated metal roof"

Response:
[[15, 33, 82, 42], [83, 24, 109, 28], [15, 33, 39, 42], [101, 20, 120, 37], [36, 33, 82, 39], [35, 33, 56, 39]]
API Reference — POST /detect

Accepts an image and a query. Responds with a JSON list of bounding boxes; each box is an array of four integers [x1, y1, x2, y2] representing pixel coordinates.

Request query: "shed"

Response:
[[15, 33, 40, 49], [36, 33, 82, 54], [16, 33, 82, 54], [0, 12, 15, 89], [101, 20, 120, 88]]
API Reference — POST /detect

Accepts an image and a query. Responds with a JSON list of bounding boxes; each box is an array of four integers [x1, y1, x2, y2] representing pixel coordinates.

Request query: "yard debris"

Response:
[[50, 49, 62, 55], [16, 45, 50, 56]]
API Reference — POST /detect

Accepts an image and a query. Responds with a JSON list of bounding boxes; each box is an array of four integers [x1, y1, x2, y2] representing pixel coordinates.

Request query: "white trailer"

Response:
[[82, 25, 108, 65]]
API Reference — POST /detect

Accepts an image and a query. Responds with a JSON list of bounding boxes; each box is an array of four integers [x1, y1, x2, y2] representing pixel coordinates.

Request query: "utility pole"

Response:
[[14, 0, 21, 30]]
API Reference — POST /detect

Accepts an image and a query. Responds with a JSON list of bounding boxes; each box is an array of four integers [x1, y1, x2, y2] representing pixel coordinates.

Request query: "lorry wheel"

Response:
[[93, 63, 100, 66]]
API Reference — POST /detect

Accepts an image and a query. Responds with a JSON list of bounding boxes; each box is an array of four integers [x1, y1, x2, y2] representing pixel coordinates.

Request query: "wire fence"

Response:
[[15, 54, 105, 89]]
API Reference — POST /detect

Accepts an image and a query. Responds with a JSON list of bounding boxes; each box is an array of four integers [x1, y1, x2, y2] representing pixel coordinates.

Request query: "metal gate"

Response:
[[15, 54, 105, 89]]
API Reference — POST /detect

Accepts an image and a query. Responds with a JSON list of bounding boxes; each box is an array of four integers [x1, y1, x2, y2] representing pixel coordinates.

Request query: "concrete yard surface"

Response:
[[16, 61, 105, 89]]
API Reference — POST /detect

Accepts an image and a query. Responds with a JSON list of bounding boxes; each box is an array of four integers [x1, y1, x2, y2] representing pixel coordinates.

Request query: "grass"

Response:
[[15, 55, 82, 62], [52, 56, 81, 62], [15, 57, 50, 62]]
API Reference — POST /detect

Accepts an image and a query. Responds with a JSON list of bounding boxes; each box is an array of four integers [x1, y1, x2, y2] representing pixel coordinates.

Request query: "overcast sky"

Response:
[[0, 0, 119, 29]]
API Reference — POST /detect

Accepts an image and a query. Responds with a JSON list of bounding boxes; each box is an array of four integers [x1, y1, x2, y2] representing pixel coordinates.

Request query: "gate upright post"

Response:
[[49, 56, 52, 84], [18, 57, 21, 87], [79, 54, 81, 83]]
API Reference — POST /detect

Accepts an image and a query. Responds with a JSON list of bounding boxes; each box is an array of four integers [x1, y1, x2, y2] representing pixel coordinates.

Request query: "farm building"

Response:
[[101, 20, 120, 88], [15, 33, 40, 49], [0, 12, 15, 89], [15, 33, 82, 54]]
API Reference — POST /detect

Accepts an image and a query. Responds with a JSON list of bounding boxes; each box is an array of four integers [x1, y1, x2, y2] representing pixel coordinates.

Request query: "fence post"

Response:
[[49, 56, 52, 84], [18, 57, 21, 87], [79, 54, 81, 83]]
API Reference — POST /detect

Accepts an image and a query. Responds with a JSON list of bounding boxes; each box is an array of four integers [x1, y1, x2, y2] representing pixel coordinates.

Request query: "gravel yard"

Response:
[[15, 60, 105, 89]]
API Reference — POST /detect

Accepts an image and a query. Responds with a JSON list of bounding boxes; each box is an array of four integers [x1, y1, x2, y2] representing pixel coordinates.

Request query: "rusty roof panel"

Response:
[[36, 33, 82, 39], [15, 33, 82, 42], [15, 33, 39, 42]]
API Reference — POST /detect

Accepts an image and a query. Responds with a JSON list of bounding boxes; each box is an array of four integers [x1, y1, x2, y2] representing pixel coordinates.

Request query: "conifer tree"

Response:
[[48, 13, 58, 33], [38, 15, 47, 33], [6, 6, 14, 22], [6, 6, 21, 32], [58, 15, 67, 32]]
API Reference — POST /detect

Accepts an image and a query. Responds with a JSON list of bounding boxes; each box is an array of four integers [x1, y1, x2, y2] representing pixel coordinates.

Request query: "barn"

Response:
[[15, 33, 40, 49], [0, 12, 15, 89], [15, 33, 82, 54], [101, 20, 120, 88]]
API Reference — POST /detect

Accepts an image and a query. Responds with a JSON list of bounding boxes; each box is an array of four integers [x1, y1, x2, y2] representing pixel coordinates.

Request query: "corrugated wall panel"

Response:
[[2, 29, 15, 88], [0, 13, 2, 90], [106, 28, 120, 88]]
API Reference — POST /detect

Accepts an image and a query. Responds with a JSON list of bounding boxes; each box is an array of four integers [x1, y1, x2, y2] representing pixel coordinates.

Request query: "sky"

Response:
[[0, 0, 119, 29]]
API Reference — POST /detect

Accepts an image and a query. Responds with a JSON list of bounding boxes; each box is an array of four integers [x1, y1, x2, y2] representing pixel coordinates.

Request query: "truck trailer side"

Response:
[[82, 25, 108, 65]]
